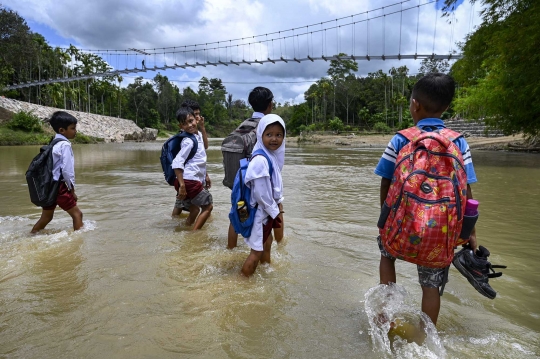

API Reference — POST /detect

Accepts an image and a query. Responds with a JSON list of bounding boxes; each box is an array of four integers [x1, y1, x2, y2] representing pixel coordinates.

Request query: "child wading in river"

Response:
[[172, 107, 213, 230], [31, 111, 84, 233], [241, 114, 285, 276]]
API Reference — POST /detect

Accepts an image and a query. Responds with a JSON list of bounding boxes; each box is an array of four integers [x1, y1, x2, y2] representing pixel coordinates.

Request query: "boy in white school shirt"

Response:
[[172, 107, 213, 230], [31, 111, 84, 233]]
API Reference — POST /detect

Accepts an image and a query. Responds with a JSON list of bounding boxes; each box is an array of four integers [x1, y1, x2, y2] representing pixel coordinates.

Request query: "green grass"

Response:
[[0, 126, 103, 146]]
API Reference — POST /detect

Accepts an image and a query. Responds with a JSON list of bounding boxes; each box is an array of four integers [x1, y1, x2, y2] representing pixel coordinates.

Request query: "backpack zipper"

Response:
[[405, 191, 451, 204]]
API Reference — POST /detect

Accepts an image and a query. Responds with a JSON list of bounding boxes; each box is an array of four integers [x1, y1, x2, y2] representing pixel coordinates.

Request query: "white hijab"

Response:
[[245, 114, 286, 200]]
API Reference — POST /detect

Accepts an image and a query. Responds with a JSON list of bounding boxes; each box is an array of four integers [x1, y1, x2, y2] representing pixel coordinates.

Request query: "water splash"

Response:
[[0, 216, 29, 224], [364, 283, 447, 358]]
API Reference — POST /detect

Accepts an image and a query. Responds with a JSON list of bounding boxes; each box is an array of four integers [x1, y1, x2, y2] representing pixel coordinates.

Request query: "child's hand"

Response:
[[198, 116, 205, 129], [177, 185, 187, 200], [70, 188, 78, 201], [272, 216, 282, 229], [205, 174, 212, 189], [468, 228, 478, 252]]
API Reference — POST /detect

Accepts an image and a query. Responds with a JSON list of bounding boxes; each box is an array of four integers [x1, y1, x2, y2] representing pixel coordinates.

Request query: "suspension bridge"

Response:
[[5, 0, 475, 91]]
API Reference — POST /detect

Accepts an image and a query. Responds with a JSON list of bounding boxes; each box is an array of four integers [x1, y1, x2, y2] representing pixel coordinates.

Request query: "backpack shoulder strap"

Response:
[[176, 131, 198, 162], [250, 149, 274, 176], [49, 137, 68, 147], [397, 126, 423, 142], [438, 128, 463, 142]]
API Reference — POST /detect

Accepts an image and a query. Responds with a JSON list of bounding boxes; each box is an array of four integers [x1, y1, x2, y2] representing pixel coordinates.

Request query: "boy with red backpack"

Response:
[[374, 73, 479, 326]]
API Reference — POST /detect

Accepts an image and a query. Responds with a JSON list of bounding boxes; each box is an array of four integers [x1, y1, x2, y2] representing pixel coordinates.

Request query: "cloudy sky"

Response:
[[4, 0, 480, 104]]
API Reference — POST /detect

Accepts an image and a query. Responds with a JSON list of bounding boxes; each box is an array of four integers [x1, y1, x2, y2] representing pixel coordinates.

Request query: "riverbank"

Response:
[[287, 133, 527, 151], [0, 97, 157, 143]]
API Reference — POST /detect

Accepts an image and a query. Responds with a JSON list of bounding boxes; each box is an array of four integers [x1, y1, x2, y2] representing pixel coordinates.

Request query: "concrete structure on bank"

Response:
[[0, 97, 157, 142], [445, 117, 504, 137]]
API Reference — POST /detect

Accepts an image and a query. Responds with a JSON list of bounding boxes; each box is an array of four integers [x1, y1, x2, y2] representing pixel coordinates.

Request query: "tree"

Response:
[[445, 0, 540, 137], [0, 6, 35, 89], [327, 53, 358, 121], [418, 58, 450, 75]]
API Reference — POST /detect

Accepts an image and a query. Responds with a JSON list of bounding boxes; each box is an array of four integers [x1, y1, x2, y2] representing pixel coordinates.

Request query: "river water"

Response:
[[0, 139, 539, 358]]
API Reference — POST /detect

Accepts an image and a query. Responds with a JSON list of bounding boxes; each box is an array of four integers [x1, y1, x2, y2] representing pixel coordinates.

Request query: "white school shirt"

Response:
[[247, 156, 280, 219], [51, 134, 75, 190], [251, 111, 264, 119], [171, 131, 207, 183], [243, 156, 280, 251]]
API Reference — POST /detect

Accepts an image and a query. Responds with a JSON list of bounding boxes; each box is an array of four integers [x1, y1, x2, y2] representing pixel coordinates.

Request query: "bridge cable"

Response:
[[399, 2, 403, 56], [433, 5, 438, 55], [415, 4, 420, 56]]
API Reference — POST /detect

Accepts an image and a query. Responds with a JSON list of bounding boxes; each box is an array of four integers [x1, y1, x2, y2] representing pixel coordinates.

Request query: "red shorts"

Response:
[[174, 179, 203, 199], [43, 182, 77, 211], [262, 216, 282, 244]]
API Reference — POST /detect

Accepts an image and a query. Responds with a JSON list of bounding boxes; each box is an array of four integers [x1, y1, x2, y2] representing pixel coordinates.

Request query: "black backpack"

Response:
[[26, 138, 68, 207], [221, 117, 261, 189]]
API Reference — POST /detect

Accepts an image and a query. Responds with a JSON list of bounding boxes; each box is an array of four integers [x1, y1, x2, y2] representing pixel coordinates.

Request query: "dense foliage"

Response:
[[2, 3, 537, 137], [444, 0, 540, 137]]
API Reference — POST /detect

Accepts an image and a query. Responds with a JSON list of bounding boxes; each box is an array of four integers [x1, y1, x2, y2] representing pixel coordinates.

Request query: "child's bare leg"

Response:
[[421, 286, 441, 325], [260, 235, 273, 264], [227, 222, 238, 249], [241, 249, 263, 276], [192, 204, 213, 230], [273, 208, 284, 242], [66, 206, 83, 231], [171, 207, 182, 217], [186, 206, 200, 226], [380, 255, 397, 284], [31, 209, 55, 233]]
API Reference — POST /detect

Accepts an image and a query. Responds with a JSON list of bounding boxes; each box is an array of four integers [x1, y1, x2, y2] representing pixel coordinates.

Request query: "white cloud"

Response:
[[3, 0, 482, 104]]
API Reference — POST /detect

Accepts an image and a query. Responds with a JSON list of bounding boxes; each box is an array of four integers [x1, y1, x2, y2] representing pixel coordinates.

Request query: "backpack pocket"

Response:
[[385, 192, 455, 267]]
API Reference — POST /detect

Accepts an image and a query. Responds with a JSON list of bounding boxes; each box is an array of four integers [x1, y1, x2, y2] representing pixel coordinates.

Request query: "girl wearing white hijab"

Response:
[[241, 114, 286, 276]]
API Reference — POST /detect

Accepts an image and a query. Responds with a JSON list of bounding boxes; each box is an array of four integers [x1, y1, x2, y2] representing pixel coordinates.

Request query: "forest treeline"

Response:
[[1, 0, 537, 137]]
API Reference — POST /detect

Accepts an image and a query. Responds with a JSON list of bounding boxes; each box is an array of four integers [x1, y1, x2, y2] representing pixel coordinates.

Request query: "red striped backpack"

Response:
[[377, 127, 468, 268]]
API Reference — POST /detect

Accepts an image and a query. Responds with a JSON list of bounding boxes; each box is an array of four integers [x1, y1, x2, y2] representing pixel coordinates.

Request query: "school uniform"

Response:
[[43, 134, 77, 211], [172, 131, 212, 206], [244, 115, 285, 251]]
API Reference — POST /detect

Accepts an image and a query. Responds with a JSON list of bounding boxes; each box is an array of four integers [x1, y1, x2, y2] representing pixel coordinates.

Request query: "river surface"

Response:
[[0, 139, 539, 358]]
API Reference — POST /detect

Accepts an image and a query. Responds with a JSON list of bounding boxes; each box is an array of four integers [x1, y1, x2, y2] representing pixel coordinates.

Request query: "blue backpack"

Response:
[[229, 149, 274, 238], [160, 132, 198, 186]]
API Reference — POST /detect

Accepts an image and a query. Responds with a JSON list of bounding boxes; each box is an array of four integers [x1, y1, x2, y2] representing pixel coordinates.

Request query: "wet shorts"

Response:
[[377, 235, 448, 288], [174, 179, 213, 207], [262, 216, 282, 244], [43, 182, 77, 211]]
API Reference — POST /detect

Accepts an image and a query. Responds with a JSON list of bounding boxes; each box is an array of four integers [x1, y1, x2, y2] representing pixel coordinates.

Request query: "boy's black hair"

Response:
[[176, 107, 195, 124], [48, 111, 77, 133], [181, 99, 200, 112], [248, 87, 273, 112], [411, 73, 456, 114]]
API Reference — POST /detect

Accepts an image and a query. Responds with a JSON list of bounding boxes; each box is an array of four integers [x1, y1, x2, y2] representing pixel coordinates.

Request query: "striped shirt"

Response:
[[374, 118, 477, 184]]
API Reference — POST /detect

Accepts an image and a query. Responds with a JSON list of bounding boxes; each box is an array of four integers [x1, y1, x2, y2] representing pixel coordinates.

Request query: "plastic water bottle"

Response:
[[237, 201, 249, 222], [465, 199, 479, 216]]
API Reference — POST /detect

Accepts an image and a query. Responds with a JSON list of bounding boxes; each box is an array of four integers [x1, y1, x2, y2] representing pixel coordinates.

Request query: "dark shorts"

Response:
[[174, 179, 213, 207], [377, 235, 447, 288], [43, 182, 77, 211], [262, 216, 282, 244]]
